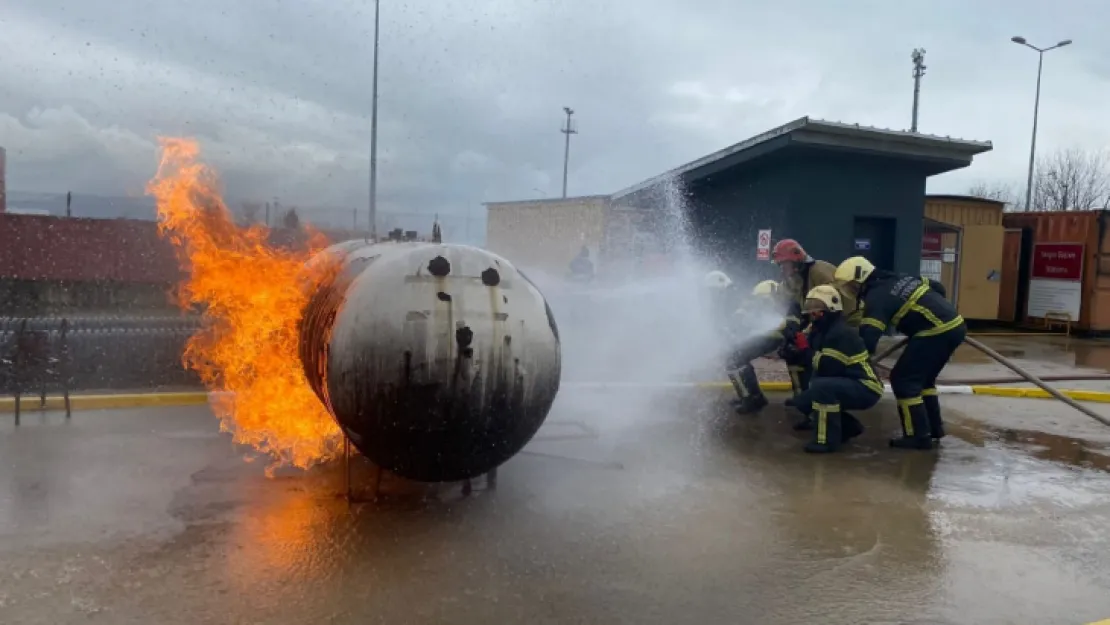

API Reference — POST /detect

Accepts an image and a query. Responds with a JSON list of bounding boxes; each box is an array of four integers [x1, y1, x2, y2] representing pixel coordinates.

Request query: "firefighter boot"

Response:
[[890, 398, 934, 450], [726, 370, 745, 407], [732, 365, 768, 414], [841, 412, 865, 442], [804, 402, 842, 453], [792, 414, 814, 432], [923, 389, 946, 441]]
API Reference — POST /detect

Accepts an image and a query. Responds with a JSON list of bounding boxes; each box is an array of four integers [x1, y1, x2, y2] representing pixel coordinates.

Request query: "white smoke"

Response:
[[513, 176, 784, 428]]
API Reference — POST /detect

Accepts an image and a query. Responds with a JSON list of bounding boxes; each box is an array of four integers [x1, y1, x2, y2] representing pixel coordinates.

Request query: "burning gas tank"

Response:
[[299, 240, 562, 482]]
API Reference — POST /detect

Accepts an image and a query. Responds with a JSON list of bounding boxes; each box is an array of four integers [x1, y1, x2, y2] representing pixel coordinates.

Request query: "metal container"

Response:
[[1000, 210, 1110, 331], [299, 240, 562, 482]]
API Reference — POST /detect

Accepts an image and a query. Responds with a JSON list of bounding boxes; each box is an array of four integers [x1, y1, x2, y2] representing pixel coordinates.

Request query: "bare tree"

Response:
[[1030, 148, 1110, 211], [966, 181, 1018, 210]]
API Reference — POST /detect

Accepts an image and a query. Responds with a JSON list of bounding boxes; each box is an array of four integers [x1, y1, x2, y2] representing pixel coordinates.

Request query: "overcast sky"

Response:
[[3, 0, 1109, 229]]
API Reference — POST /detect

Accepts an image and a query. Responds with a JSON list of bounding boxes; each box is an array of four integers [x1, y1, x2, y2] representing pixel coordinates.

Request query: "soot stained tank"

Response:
[[299, 240, 562, 482]]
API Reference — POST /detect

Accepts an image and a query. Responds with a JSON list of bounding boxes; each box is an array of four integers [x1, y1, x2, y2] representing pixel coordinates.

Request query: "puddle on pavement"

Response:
[[949, 334, 1110, 373]]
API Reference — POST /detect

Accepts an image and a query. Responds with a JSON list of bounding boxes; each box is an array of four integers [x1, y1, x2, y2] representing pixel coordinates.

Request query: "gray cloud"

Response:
[[2, 0, 1109, 236]]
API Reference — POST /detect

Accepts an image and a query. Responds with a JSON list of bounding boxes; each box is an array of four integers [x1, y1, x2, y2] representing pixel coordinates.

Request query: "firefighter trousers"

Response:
[[726, 335, 783, 399], [889, 323, 967, 442], [792, 377, 882, 452]]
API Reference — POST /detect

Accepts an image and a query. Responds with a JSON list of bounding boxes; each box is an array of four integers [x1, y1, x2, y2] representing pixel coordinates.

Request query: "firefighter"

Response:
[[772, 238, 860, 326], [703, 269, 738, 329], [726, 279, 808, 414], [786, 285, 884, 453], [833, 256, 967, 450]]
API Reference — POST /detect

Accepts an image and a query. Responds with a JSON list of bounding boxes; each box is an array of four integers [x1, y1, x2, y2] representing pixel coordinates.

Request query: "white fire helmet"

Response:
[[703, 270, 733, 290]]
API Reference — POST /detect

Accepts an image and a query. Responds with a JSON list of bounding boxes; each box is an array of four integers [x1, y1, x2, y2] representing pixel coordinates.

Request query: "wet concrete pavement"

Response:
[[4, 390, 1110, 624]]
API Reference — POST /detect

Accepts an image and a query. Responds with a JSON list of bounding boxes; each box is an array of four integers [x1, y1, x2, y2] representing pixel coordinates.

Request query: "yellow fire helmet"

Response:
[[804, 284, 844, 313], [833, 256, 876, 284], [751, 280, 779, 297]]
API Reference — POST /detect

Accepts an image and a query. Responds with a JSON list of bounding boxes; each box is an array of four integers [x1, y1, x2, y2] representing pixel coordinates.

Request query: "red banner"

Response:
[[921, 232, 943, 259], [1031, 243, 1084, 281]]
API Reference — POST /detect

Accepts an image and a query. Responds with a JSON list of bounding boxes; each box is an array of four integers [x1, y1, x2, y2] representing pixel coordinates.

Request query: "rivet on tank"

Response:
[[298, 240, 562, 483]]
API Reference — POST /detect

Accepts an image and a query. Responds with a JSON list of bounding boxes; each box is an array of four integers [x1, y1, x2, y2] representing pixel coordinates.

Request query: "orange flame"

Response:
[[146, 137, 342, 471]]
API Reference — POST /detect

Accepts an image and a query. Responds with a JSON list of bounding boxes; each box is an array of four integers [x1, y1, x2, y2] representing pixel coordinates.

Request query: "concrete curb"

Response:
[[0, 392, 210, 413], [2, 381, 1110, 414], [563, 381, 1110, 403]]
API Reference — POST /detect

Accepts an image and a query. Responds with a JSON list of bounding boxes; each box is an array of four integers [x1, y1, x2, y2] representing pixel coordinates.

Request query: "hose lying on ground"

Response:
[[870, 335, 1110, 428], [963, 336, 1110, 428]]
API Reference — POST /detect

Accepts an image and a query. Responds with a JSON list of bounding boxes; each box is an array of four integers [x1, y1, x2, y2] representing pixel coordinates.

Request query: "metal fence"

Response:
[[0, 316, 203, 395]]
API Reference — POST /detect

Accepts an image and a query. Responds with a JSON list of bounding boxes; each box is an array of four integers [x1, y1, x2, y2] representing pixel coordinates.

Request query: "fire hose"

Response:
[[871, 336, 1110, 428]]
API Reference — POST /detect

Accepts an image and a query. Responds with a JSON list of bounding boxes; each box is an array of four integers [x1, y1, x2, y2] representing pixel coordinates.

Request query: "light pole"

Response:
[[560, 107, 577, 199], [369, 0, 381, 240], [1011, 35, 1072, 211]]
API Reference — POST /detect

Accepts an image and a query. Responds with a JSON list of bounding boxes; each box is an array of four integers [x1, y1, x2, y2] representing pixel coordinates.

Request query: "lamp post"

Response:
[[1011, 35, 1072, 211], [369, 0, 381, 240]]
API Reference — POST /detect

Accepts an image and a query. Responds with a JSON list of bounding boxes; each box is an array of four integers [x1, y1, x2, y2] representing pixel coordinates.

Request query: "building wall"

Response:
[[684, 151, 927, 282], [485, 197, 609, 275], [924, 196, 1004, 226], [787, 152, 926, 275], [685, 159, 794, 283], [924, 196, 1006, 321]]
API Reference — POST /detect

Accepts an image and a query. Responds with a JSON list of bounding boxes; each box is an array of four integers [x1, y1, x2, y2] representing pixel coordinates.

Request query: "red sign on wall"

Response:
[[1031, 243, 1084, 281], [921, 232, 943, 259]]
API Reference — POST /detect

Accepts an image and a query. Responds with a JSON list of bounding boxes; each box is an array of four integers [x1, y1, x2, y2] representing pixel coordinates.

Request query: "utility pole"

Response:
[[369, 0, 381, 240], [560, 107, 577, 199], [1011, 36, 1072, 211], [910, 48, 926, 133]]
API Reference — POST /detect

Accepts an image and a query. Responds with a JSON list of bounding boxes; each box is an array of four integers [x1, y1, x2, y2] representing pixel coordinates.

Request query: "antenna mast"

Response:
[[911, 48, 926, 133], [560, 107, 577, 198]]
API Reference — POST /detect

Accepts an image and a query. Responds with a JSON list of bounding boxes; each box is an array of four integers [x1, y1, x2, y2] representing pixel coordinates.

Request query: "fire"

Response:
[[147, 138, 343, 471]]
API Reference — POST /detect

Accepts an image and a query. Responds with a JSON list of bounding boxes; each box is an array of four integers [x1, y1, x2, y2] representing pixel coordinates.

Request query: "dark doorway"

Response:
[[1015, 227, 1034, 321], [852, 217, 897, 270]]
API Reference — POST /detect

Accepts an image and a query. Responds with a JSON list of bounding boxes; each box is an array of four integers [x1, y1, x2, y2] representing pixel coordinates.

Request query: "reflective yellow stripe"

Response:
[[862, 378, 885, 395], [846, 309, 863, 327], [922, 387, 938, 397], [892, 284, 929, 326], [860, 317, 886, 331], [819, 348, 869, 365], [916, 315, 965, 337], [814, 402, 840, 445], [897, 396, 924, 437], [861, 361, 884, 395], [787, 365, 804, 396]]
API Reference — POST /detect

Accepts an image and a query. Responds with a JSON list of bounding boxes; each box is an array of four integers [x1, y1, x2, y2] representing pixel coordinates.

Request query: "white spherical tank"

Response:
[[299, 240, 562, 482]]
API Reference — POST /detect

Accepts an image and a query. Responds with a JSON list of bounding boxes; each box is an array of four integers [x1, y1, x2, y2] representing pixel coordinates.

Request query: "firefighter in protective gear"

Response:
[[725, 279, 807, 414], [703, 269, 738, 331], [834, 256, 966, 450], [772, 239, 860, 327], [787, 285, 884, 453]]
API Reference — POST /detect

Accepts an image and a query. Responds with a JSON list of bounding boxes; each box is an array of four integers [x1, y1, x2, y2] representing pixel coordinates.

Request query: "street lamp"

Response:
[[1011, 35, 1072, 211], [369, 0, 381, 240]]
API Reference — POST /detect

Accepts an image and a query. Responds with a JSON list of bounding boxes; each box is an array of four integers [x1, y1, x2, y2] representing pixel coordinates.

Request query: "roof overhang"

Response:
[[612, 117, 993, 202], [924, 216, 962, 233]]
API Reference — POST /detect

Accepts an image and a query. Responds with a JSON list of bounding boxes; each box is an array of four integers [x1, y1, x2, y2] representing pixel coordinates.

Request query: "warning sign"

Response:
[[757, 229, 772, 261]]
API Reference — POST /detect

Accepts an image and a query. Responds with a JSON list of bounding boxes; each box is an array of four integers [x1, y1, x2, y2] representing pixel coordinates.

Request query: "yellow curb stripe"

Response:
[[0, 392, 210, 413], [969, 385, 1110, 403], [4, 381, 1110, 415]]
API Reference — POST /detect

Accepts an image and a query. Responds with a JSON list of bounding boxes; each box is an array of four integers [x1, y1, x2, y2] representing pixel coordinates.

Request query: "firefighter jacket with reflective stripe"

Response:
[[857, 270, 964, 354], [806, 314, 884, 396], [781, 259, 860, 328]]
